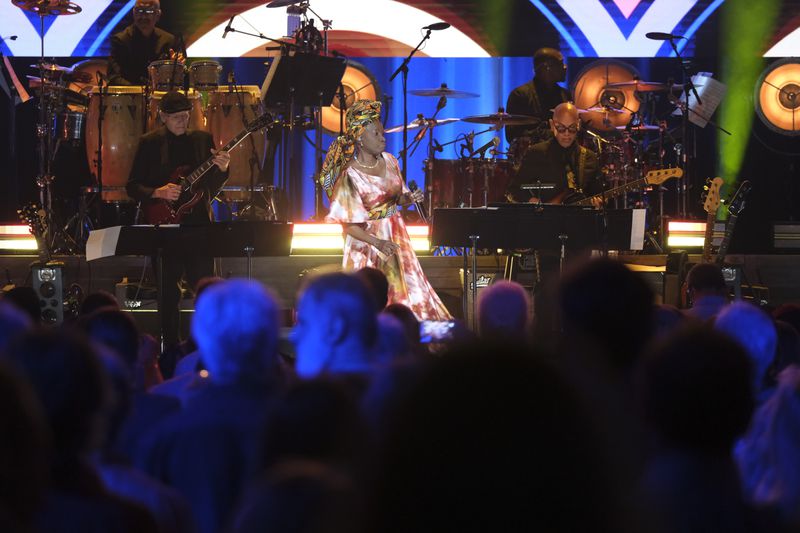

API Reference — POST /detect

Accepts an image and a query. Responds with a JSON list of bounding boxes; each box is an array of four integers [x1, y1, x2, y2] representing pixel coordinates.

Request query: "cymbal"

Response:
[[266, 0, 304, 7], [13, 0, 81, 15], [580, 106, 626, 114], [385, 117, 459, 134], [462, 112, 538, 126], [604, 80, 679, 92], [410, 84, 479, 98], [30, 62, 71, 72], [616, 124, 661, 132]]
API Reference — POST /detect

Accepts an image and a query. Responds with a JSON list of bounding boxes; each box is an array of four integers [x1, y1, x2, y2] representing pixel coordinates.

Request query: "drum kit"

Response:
[[385, 72, 688, 224]]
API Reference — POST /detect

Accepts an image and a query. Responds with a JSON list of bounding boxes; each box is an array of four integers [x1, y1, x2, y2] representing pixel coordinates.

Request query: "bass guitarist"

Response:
[[126, 90, 230, 352]]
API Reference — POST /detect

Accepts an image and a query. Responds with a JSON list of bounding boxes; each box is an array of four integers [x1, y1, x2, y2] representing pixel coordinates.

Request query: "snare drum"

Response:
[[147, 89, 207, 132], [431, 159, 514, 208], [207, 86, 267, 188], [85, 86, 146, 189], [147, 59, 186, 92], [189, 60, 222, 90]]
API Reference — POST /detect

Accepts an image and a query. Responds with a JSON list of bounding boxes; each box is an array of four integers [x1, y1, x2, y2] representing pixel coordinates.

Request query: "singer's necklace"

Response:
[[355, 152, 382, 169]]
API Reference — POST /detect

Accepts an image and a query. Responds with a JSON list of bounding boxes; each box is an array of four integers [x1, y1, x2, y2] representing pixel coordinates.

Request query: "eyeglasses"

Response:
[[553, 122, 578, 134], [163, 111, 191, 120], [134, 7, 158, 15]]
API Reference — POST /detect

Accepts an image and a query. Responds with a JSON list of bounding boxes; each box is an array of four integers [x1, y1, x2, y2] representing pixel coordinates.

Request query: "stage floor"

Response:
[[3, 252, 799, 335]]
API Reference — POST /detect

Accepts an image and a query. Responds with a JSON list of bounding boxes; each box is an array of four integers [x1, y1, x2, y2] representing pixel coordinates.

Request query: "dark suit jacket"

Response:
[[505, 78, 571, 143], [126, 128, 228, 222], [108, 25, 176, 86], [506, 138, 600, 203]]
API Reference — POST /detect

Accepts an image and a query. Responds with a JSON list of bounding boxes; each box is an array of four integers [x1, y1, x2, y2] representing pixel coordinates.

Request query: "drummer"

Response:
[[108, 0, 178, 86], [505, 47, 571, 145]]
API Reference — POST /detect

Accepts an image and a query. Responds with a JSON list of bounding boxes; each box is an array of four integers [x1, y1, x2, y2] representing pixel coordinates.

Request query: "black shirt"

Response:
[[506, 138, 601, 204], [108, 25, 177, 86], [505, 77, 571, 143]]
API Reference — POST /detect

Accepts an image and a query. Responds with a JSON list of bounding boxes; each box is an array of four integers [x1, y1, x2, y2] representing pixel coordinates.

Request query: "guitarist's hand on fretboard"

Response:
[[152, 183, 182, 201]]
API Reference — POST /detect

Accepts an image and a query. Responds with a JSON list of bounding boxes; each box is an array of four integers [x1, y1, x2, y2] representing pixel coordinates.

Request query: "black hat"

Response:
[[159, 90, 192, 114]]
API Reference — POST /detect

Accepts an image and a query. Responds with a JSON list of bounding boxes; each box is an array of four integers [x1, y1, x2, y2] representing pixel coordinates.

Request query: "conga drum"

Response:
[[147, 59, 186, 92], [84, 86, 146, 190], [189, 60, 222, 91], [207, 86, 267, 187], [147, 89, 207, 132]]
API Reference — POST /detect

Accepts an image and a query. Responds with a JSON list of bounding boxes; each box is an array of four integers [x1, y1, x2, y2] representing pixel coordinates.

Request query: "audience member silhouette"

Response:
[[736, 365, 800, 529], [477, 280, 530, 343], [355, 267, 389, 310], [0, 301, 32, 354], [5, 329, 158, 532], [136, 279, 286, 533], [715, 302, 778, 404], [368, 342, 638, 533], [292, 273, 378, 380], [382, 303, 421, 356], [0, 361, 50, 533], [684, 263, 729, 321], [639, 326, 775, 533], [3, 286, 41, 325], [79, 290, 120, 316]]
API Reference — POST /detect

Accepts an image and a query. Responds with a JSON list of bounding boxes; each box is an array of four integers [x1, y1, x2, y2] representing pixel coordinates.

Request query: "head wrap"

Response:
[[319, 99, 382, 199]]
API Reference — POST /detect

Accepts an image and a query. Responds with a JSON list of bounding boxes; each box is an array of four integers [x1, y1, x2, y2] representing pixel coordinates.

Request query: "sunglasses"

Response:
[[134, 7, 158, 15], [553, 123, 579, 134]]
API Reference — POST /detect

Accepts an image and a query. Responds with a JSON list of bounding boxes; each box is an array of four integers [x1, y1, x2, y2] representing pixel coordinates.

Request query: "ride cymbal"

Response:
[[385, 117, 459, 133], [462, 112, 538, 126], [410, 84, 479, 98], [13, 0, 81, 15], [604, 80, 673, 92]]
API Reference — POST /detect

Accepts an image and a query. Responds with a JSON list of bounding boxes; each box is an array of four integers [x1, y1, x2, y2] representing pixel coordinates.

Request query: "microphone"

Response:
[[222, 16, 235, 39], [408, 180, 428, 223], [645, 32, 685, 40], [1, 35, 17, 41], [472, 136, 500, 158], [423, 22, 451, 31]]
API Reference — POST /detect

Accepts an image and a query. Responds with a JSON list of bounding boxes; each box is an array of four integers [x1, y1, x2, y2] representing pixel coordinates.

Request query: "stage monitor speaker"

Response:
[[31, 261, 65, 324], [460, 268, 503, 326]]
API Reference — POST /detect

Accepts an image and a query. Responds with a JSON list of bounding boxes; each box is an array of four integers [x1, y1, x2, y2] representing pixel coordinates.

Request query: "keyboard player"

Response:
[[505, 103, 602, 206]]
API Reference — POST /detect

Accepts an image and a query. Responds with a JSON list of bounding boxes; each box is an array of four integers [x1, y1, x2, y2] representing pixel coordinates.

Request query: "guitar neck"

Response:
[[702, 210, 716, 263], [572, 175, 651, 206], [715, 214, 738, 266], [184, 130, 253, 188]]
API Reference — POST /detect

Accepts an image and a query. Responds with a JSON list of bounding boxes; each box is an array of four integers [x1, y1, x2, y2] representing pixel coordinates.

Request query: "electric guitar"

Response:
[[567, 167, 684, 206], [142, 112, 274, 225], [17, 203, 51, 263], [715, 180, 752, 266], [701, 177, 724, 264]]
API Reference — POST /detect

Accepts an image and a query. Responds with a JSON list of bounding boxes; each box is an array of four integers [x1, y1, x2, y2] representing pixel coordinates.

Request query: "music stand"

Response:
[[261, 54, 346, 219]]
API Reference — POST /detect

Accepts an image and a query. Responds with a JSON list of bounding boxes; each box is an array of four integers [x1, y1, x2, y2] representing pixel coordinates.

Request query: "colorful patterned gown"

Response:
[[326, 153, 452, 321]]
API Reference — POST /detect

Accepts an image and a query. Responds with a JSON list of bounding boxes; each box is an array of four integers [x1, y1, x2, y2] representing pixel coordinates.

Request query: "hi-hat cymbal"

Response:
[[410, 84, 479, 98], [462, 112, 538, 126], [604, 80, 677, 92], [266, 0, 304, 7], [385, 117, 459, 134], [13, 0, 81, 15], [616, 124, 661, 132]]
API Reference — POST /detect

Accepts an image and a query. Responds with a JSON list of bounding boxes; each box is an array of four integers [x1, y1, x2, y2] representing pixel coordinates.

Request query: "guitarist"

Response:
[[126, 90, 230, 351], [505, 102, 602, 206]]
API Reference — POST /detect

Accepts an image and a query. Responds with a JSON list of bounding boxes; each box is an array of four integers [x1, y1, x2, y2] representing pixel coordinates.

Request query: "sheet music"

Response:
[[86, 225, 122, 261], [630, 208, 646, 251], [673, 72, 726, 128]]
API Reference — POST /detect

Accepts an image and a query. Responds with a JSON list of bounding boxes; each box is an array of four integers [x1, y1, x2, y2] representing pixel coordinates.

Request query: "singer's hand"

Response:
[[401, 190, 424, 206], [375, 239, 399, 257]]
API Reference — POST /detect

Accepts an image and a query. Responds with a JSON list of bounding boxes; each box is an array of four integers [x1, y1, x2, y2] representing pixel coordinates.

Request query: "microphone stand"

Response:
[[667, 36, 701, 218], [390, 28, 434, 181], [223, 23, 300, 51]]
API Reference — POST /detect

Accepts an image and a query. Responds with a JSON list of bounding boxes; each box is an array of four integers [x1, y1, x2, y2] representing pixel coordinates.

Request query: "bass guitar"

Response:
[[701, 177, 724, 263], [567, 167, 684, 206], [715, 180, 752, 266], [142, 112, 274, 225]]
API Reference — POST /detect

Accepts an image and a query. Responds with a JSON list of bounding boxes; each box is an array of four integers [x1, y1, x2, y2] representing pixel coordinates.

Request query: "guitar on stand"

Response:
[[701, 177, 724, 263], [142, 113, 274, 225], [17, 203, 52, 263], [715, 180, 751, 266]]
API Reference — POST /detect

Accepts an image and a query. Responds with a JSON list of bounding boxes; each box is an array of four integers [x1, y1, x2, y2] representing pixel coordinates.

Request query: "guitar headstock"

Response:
[[645, 167, 684, 186], [246, 112, 275, 133], [703, 177, 724, 214], [17, 203, 47, 239], [727, 180, 752, 217]]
